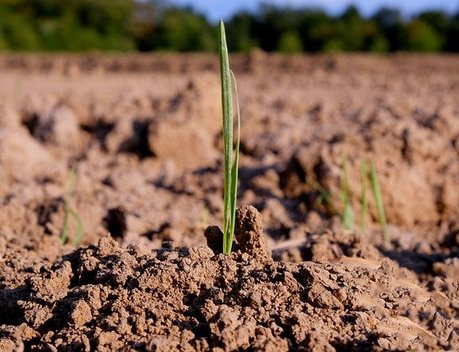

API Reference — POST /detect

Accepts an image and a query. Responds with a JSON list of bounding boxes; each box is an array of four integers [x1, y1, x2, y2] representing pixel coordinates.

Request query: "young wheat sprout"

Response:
[[219, 20, 240, 255], [369, 162, 389, 242]]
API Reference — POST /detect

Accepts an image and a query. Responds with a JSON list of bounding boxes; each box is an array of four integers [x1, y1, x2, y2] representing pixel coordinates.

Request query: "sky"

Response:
[[169, 0, 459, 21]]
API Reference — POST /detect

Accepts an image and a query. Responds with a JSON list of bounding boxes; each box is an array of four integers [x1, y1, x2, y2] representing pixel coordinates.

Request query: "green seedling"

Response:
[[60, 168, 84, 246], [336, 158, 387, 242], [369, 162, 389, 242], [360, 160, 369, 232], [313, 180, 337, 213], [341, 158, 355, 231], [219, 20, 241, 255]]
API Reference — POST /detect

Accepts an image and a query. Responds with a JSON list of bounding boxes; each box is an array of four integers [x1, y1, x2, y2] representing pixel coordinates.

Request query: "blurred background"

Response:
[[0, 0, 458, 53]]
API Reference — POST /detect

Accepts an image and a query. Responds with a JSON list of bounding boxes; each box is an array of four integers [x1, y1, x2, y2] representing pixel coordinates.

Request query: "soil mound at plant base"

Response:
[[1, 207, 457, 352]]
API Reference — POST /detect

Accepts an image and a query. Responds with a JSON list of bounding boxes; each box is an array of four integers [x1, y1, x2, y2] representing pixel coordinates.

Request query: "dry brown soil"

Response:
[[0, 53, 458, 351]]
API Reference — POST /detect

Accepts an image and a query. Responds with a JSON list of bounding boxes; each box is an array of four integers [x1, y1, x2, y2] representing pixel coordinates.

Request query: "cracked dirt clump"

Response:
[[234, 205, 271, 262], [204, 205, 270, 262]]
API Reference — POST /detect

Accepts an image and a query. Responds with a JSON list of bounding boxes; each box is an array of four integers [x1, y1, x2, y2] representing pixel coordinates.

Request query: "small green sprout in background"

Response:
[[369, 162, 389, 242], [341, 158, 355, 231], [219, 20, 241, 255], [338, 158, 389, 242], [60, 167, 84, 246], [313, 179, 336, 214]]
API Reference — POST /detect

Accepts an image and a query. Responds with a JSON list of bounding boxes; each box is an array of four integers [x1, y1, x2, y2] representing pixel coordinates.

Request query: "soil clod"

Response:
[[234, 205, 271, 261], [204, 205, 271, 260]]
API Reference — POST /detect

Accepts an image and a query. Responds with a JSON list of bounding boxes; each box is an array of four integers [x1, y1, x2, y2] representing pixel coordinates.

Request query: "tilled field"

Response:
[[0, 53, 458, 351]]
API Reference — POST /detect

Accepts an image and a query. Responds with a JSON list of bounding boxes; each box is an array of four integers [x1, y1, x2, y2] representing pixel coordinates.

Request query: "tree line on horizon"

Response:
[[0, 0, 458, 53]]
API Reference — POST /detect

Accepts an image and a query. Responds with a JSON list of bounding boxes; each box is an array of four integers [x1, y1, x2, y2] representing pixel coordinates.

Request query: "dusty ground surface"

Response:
[[0, 53, 458, 351]]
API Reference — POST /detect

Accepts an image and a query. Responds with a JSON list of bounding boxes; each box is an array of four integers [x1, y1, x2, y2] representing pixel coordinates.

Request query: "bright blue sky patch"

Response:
[[169, 0, 459, 21]]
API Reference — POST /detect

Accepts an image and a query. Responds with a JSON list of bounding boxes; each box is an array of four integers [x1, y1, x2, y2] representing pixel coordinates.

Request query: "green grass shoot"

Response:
[[369, 162, 389, 242], [310, 178, 340, 217], [60, 167, 84, 246], [219, 20, 240, 255], [341, 158, 355, 231], [360, 160, 369, 232]]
